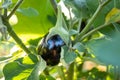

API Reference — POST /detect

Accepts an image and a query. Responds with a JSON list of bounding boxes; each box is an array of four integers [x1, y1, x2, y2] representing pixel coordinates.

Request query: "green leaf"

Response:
[[3, 62, 33, 80], [2, 0, 12, 9], [73, 42, 85, 52], [27, 58, 46, 80], [3, 55, 46, 80], [13, 0, 55, 41], [86, 33, 120, 66], [17, 7, 39, 17], [105, 8, 120, 24], [64, 50, 76, 64], [3, 54, 39, 80]]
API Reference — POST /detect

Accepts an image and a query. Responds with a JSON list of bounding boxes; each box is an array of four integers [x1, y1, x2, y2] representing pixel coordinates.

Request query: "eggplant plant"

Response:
[[0, 0, 120, 80]]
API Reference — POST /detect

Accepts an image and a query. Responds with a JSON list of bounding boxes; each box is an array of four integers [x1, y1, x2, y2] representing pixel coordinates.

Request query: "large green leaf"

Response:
[[62, 47, 77, 64], [12, 0, 56, 41], [64, 51, 76, 64], [3, 54, 39, 80], [86, 33, 120, 66], [3, 62, 33, 80]]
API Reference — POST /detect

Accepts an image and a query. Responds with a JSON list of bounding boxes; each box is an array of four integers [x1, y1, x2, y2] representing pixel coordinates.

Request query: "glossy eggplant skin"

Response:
[[38, 34, 65, 66]]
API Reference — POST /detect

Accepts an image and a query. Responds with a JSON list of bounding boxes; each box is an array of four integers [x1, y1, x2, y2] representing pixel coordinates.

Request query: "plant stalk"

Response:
[[2, 18, 31, 54], [2, 0, 31, 54], [66, 62, 74, 80], [76, 0, 111, 42], [50, 0, 68, 30], [80, 23, 111, 41]]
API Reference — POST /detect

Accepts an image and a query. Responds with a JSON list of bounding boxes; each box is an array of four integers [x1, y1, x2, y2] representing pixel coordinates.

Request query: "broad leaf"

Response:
[[64, 50, 76, 64], [3, 62, 33, 80], [86, 33, 120, 66], [61, 46, 77, 64], [3, 54, 39, 80], [13, 0, 55, 41]]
